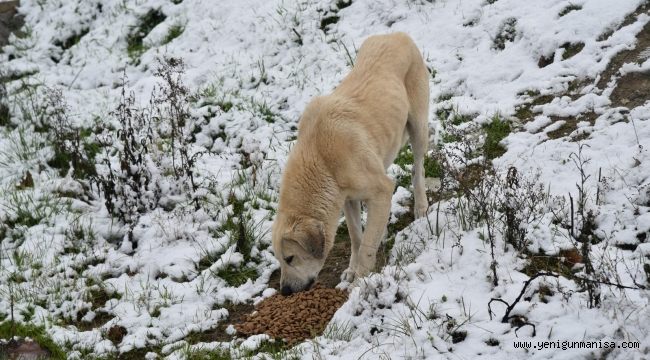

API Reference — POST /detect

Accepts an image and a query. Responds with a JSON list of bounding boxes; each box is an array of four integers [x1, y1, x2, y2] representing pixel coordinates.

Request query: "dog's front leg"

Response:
[[353, 176, 394, 280], [341, 200, 362, 282]]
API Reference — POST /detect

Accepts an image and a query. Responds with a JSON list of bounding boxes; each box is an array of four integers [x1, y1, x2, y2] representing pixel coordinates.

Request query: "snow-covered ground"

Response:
[[1, 0, 649, 359]]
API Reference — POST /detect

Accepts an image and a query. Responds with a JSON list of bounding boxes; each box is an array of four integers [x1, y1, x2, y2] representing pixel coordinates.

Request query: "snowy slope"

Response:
[[1, 0, 649, 359]]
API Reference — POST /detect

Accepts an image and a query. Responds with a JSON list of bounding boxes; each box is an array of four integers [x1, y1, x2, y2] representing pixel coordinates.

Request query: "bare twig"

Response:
[[488, 272, 559, 324]]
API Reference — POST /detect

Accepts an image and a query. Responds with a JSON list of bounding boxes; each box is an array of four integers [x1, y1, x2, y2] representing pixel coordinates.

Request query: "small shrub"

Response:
[[152, 57, 200, 188], [95, 58, 201, 246], [500, 167, 549, 250], [44, 88, 98, 179], [94, 77, 159, 245]]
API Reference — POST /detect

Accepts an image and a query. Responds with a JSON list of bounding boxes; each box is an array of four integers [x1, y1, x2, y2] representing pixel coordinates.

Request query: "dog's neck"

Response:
[[278, 150, 344, 253]]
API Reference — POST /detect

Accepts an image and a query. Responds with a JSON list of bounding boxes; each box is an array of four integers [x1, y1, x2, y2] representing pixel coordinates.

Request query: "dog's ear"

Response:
[[303, 219, 325, 259]]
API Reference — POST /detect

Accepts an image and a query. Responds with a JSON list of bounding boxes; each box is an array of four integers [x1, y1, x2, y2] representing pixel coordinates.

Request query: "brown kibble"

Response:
[[234, 283, 348, 344]]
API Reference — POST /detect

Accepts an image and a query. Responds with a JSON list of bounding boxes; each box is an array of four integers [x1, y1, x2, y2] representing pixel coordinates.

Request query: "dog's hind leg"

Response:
[[406, 69, 430, 219], [408, 118, 428, 218], [341, 199, 362, 282], [355, 174, 394, 279]]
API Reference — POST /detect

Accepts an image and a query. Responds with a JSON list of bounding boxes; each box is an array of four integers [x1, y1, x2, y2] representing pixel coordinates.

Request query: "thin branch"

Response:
[[488, 272, 559, 324]]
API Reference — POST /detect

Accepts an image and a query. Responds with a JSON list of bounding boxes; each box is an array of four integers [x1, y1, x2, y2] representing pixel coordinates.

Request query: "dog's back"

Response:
[[297, 32, 429, 173]]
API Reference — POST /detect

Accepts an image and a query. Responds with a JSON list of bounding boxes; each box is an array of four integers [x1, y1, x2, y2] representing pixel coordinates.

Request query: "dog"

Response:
[[272, 32, 429, 295]]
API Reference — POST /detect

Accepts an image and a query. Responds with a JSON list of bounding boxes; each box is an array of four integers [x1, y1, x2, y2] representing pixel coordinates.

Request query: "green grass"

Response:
[[127, 9, 166, 62], [252, 99, 277, 123], [450, 112, 471, 126], [0, 127, 43, 167], [0, 322, 67, 360], [394, 146, 413, 188], [54, 28, 89, 50], [558, 4, 582, 17], [180, 347, 231, 360], [424, 155, 442, 178], [3, 191, 67, 231], [561, 42, 585, 60], [493, 17, 517, 50], [86, 285, 122, 309], [252, 340, 302, 360], [394, 146, 414, 168], [0, 103, 11, 128], [521, 254, 574, 278], [47, 138, 99, 178], [194, 84, 236, 113], [163, 25, 184, 44], [177, 339, 300, 360], [513, 92, 555, 122], [320, 15, 340, 32], [394, 146, 442, 187], [482, 115, 511, 159], [216, 265, 258, 287]]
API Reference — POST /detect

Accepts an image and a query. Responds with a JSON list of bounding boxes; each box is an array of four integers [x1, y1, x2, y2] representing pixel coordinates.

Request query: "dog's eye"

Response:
[[284, 255, 294, 265]]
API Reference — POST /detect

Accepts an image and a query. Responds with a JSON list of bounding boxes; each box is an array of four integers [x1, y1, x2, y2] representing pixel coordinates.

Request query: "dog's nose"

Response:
[[280, 285, 293, 296], [306, 278, 315, 289]]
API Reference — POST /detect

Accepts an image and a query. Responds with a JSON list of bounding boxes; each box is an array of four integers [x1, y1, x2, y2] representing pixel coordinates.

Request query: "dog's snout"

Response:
[[280, 278, 315, 296], [281, 285, 293, 296]]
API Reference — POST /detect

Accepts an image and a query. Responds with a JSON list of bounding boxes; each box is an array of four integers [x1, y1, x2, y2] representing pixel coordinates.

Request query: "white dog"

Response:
[[272, 32, 429, 295]]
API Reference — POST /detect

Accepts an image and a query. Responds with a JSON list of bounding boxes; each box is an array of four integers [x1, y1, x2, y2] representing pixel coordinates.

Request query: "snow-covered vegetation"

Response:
[[0, 0, 649, 358]]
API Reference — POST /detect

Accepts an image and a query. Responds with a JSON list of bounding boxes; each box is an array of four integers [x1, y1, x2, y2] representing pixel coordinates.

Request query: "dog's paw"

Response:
[[414, 205, 428, 219], [354, 267, 371, 279], [341, 267, 356, 283]]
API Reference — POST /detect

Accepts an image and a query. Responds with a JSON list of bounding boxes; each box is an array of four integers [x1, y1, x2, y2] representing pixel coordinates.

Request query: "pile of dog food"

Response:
[[235, 284, 348, 344]]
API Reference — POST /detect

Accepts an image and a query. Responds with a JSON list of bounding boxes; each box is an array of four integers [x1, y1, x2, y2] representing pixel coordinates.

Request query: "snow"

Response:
[[1, 0, 649, 358]]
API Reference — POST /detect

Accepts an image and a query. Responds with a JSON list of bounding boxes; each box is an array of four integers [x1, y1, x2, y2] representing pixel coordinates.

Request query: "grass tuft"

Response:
[[163, 24, 184, 44], [53, 28, 89, 51], [216, 265, 258, 287], [483, 115, 510, 159], [127, 9, 166, 62], [558, 4, 582, 17], [561, 42, 585, 60], [493, 17, 517, 50]]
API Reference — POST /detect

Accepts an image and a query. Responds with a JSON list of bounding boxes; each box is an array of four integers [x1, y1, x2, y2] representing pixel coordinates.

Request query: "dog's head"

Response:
[[272, 214, 326, 295]]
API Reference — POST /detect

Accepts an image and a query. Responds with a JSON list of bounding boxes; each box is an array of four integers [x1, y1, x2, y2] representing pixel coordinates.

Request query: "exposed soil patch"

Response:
[[598, 1, 650, 42], [526, 2, 650, 140], [0, 1, 22, 49], [0, 339, 51, 360], [106, 325, 127, 346], [601, 13, 650, 109], [545, 111, 597, 140], [610, 71, 650, 108]]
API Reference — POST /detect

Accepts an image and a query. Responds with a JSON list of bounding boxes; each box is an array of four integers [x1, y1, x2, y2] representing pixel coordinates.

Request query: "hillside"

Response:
[[0, 0, 649, 359]]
